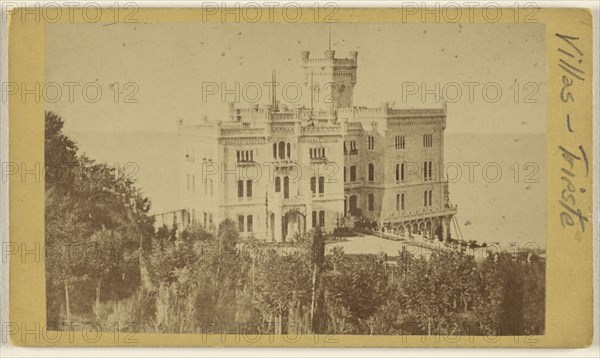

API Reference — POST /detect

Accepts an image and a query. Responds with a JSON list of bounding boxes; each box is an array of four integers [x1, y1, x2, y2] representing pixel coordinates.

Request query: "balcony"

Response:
[[309, 156, 328, 164], [384, 205, 457, 223], [236, 159, 256, 167], [344, 148, 359, 156]]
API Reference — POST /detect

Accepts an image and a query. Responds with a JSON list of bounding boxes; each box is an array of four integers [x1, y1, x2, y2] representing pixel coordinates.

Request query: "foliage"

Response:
[[332, 226, 355, 238], [44, 110, 545, 336], [45, 111, 153, 328]]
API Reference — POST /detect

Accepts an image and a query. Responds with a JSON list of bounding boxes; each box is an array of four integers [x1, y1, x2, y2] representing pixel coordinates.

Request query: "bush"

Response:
[[333, 226, 355, 238]]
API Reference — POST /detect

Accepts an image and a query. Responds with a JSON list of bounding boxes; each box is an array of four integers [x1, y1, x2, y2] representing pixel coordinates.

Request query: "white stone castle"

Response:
[[159, 47, 457, 242]]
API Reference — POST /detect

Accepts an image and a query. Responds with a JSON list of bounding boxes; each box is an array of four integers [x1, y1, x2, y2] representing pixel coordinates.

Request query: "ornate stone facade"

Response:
[[177, 49, 456, 242]]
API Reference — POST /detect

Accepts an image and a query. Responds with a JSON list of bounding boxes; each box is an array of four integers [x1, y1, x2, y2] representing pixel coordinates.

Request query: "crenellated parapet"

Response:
[[338, 103, 446, 125], [301, 50, 358, 68]]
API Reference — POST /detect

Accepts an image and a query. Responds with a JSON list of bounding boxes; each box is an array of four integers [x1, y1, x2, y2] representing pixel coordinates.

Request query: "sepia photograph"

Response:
[[42, 20, 549, 338]]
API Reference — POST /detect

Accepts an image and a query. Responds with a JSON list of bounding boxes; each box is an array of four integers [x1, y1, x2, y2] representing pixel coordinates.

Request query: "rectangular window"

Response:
[[310, 147, 326, 159], [237, 180, 244, 198], [237, 150, 254, 162], [246, 180, 253, 197], [283, 176, 289, 199], [310, 177, 316, 194], [247, 215, 253, 232], [275, 177, 281, 192], [400, 163, 405, 181], [423, 134, 433, 148], [319, 210, 325, 227], [346, 141, 358, 155], [312, 210, 317, 228], [350, 166, 357, 181], [318, 176, 325, 194], [395, 135, 405, 149], [238, 215, 245, 232]]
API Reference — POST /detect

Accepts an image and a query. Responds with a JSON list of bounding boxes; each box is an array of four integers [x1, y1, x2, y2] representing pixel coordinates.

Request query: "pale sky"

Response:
[[45, 22, 546, 135]]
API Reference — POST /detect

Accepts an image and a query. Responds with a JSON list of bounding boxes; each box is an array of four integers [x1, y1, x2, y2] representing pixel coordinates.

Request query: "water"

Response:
[[445, 133, 546, 249]]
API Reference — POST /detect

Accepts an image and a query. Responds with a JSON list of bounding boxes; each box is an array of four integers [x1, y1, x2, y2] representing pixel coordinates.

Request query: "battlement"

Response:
[[218, 120, 268, 138], [300, 123, 343, 136], [301, 50, 358, 67], [338, 103, 446, 121]]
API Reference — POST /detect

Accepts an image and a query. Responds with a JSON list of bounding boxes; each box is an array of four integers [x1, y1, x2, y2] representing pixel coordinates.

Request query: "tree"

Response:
[[310, 227, 325, 333], [44, 111, 154, 326], [45, 111, 78, 191], [401, 251, 476, 335], [323, 249, 388, 334], [218, 218, 239, 253]]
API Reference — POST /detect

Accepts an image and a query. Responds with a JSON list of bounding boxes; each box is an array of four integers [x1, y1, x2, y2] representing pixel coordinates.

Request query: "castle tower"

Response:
[[301, 50, 358, 115]]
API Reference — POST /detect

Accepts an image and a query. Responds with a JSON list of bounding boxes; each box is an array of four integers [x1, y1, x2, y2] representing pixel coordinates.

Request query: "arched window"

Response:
[[368, 163, 375, 182], [273, 143, 277, 158], [368, 193, 375, 211], [279, 141, 285, 159], [401, 193, 405, 210], [350, 165, 357, 181], [283, 176, 290, 199], [395, 194, 400, 210], [428, 190, 433, 207], [275, 176, 281, 192], [423, 191, 428, 207], [395, 163, 400, 181], [286, 143, 291, 159], [318, 176, 325, 194], [344, 166, 347, 182]]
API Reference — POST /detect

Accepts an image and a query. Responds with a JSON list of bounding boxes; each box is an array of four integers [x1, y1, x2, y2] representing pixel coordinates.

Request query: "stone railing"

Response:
[[384, 205, 457, 223]]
